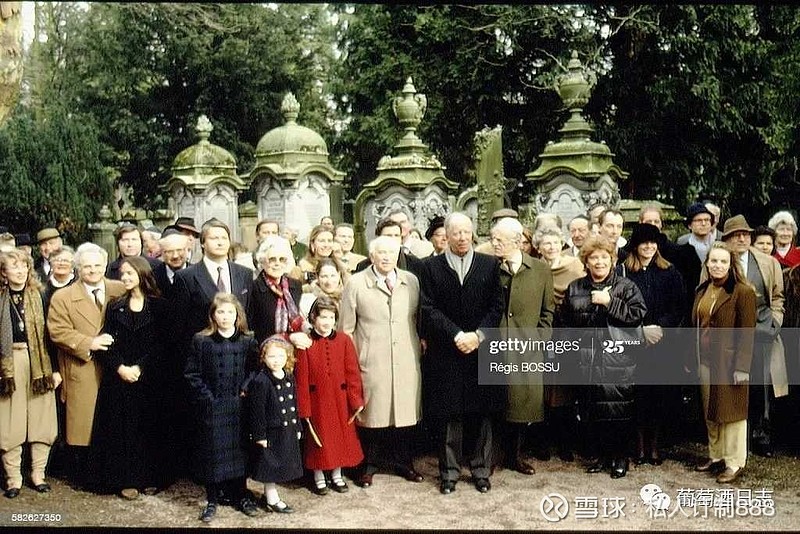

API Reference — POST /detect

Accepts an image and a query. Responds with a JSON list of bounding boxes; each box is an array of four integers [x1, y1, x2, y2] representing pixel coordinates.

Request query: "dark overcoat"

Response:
[[87, 296, 168, 491], [558, 272, 647, 422], [624, 264, 686, 422], [499, 255, 555, 423], [247, 274, 303, 345], [419, 252, 504, 420], [295, 331, 364, 470], [692, 277, 757, 423], [173, 260, 253, 363], [185, 332, 257, 484], [247, 369, 304, 483]]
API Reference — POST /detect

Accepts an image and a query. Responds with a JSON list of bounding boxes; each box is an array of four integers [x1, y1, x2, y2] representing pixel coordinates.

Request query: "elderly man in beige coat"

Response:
[[47, 242, 125, 488], [339, 235, 424, 488]]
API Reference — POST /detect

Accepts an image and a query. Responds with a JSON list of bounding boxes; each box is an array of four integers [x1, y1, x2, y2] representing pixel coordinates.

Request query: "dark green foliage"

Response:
[[0, 106, 110, 242]]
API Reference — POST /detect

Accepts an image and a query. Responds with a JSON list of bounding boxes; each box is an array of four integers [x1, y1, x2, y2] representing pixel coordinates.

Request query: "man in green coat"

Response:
[[491, 217, 555, 475]]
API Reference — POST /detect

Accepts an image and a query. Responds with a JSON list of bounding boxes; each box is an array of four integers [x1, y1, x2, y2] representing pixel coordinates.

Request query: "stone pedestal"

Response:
[[164, 115, 247, 241], [249, 93, 343, 244], [525, 51, 627, 231], [354, 77, 458, 254]]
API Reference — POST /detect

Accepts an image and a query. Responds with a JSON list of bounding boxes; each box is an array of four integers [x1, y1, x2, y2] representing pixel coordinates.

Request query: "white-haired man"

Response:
[[491, 217, 555, 475], [47, 243, 125, 488], [419, 212, 503, 494], [340, 235, 424, 488]]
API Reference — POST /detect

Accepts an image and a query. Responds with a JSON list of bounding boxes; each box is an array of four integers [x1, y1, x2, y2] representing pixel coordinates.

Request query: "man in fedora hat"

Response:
[[170, 217, 201, 264], [35, 227, 63, 280], [720, 214, 786, 460]]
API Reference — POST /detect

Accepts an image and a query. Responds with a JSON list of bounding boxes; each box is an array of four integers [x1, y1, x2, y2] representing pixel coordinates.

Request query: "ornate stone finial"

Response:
[[281, 93, 300, 123], [391, 76, 428, 152], [98, 204, 112, 223], [556, 51, 596, 110], [196, 115, 213, 143]]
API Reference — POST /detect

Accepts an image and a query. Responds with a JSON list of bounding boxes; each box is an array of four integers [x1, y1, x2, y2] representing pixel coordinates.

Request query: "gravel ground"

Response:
[[0, 442, 798, 530]]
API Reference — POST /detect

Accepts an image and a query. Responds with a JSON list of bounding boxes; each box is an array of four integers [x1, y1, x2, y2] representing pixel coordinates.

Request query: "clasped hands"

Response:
[[117, 364, 141, 383], [642, 325, 663, 345], [454, 331, 480, 354]]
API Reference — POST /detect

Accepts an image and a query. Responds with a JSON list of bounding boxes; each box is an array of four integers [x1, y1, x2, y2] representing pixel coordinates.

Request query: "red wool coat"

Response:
[[295, 331, 364, 470]]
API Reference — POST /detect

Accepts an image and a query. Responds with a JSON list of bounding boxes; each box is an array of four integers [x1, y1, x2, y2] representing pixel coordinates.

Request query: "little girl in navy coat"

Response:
[[295, 296, 364, 495], [248, 335, 303, 513], [185, 294, 259, 523]]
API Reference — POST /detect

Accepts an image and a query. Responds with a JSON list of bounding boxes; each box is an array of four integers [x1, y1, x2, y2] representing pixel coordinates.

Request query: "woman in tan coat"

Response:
[[339, 235, 423, 488], [0, 250, 58, 497], [692, 242, 756, 484]]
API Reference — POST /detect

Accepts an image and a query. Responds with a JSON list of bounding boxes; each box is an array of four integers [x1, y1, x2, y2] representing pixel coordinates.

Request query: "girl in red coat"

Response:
[[295, 296, 364, 495]]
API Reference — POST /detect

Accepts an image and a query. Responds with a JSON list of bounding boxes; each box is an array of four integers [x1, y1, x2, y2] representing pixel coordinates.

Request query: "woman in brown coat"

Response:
[[691, 242, 756, 484]]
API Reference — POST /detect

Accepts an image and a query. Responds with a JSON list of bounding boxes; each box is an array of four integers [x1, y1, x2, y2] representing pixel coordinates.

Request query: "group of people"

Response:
[[0, 200, 798, 521]]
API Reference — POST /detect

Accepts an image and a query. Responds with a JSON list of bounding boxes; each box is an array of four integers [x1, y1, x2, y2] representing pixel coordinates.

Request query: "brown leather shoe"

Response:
[[695, 459, 725, 474], [357, 473, 373, 488], [716, 467, 742, 484], [514, 459, 536, 475]]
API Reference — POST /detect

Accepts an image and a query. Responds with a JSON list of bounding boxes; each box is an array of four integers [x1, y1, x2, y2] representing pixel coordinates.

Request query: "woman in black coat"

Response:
[[87, 257, 168, 499], [559, 236, 647, 479], [248, 237, 304, 345], [621, 224, 685, 465]]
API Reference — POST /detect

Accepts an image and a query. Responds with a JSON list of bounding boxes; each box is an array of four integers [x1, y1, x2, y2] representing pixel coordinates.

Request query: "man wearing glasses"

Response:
[[677, 202, 719, 263]]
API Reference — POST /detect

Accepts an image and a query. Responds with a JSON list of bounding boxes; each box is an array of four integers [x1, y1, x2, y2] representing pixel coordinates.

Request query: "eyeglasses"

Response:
[[52, 258, 73, 264], [266, 257, 288, 264]]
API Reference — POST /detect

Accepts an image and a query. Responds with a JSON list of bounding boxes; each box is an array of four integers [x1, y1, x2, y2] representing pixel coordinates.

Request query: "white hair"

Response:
[[533, 225, 565, 248], [369, 235, 401, 255], [768, 210, 798, 236], [444, 212, 473, 232], [74, 242, 108, 267], [256, 235, 296, 268], [491, 217, 524, 245]]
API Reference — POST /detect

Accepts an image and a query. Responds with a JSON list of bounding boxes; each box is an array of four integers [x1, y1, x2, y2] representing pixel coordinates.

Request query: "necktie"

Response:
[[385, 277, 394, 294], [92, 288, 102, 310], [216, 266, 227, 293], [504, 260, 515, 274]]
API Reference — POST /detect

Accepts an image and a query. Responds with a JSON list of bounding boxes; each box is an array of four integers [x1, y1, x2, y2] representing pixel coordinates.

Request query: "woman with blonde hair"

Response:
[[558, 236, 646, 478], [298, 225, 343, 289]]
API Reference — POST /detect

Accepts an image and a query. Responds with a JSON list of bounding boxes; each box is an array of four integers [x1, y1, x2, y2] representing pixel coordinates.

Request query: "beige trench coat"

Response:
[[339, 268, 421, 428], [47, 279, 125, 446]]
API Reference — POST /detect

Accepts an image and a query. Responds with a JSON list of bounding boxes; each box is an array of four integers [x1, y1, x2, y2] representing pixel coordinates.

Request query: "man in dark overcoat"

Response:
[[419, 212, 503, 494], [173, 218, 253, 352], [172, 218, 253, 489]]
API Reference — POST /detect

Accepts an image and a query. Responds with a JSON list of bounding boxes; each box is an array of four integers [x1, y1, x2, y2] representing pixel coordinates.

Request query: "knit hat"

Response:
[[685, 203, 715, 227]]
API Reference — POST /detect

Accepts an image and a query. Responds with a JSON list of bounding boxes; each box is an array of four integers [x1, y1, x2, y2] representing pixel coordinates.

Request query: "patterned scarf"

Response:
[[265, 273, 302, 334], [0, 286, 54, 396]]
